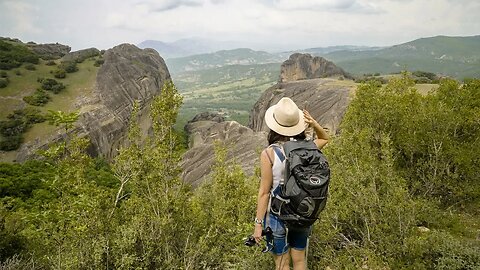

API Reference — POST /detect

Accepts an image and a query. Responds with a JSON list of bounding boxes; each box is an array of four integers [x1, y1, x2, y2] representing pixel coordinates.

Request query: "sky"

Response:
[[1, 0, 479, 52]]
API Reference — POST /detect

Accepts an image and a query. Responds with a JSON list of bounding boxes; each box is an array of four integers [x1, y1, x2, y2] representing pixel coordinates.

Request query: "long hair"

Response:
[[267, 129, 306, 145]]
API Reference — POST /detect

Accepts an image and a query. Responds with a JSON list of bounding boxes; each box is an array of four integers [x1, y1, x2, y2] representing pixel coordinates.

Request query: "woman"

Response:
[[253, 97, 329, 270]]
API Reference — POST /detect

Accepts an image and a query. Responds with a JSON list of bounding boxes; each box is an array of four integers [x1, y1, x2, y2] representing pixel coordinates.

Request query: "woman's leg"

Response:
[[273, 251, 290, 270], [290, 248, 306, 270]]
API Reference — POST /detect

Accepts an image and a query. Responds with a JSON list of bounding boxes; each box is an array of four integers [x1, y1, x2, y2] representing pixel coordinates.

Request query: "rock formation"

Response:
[[279, 53, 352, 82], [181, 114, 267, 187], [249, 78, 354, 135], [16, 44, 170, 161], [27, 43, 71, 60], [78, 44, 170, 159]]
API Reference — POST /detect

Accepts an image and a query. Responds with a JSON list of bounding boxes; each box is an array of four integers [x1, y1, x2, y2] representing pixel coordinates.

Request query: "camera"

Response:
[[244, 226, 273, 247]]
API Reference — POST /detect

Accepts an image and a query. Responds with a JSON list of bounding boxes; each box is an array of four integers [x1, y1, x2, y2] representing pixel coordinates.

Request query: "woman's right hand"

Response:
[[253, 224, 263, 244]]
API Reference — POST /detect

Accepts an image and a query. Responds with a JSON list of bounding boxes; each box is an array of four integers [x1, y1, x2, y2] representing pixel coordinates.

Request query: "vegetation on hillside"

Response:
[[323, 36, 480, 79], [0, 54, 101, 155], [174, 63, 280, 127], [1, 78, 479, 269], [0, 40, 39, 70]]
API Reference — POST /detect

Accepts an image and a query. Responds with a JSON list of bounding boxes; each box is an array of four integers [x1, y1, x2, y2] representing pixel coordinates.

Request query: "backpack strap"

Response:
[[270, 143, 285, 162]]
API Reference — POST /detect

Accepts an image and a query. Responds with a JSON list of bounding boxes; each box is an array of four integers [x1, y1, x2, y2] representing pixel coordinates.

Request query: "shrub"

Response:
[[15, 70, 21, 76], [39, 78, 65, 93], [0, 78, 9, 88], [93, 59, 104, 67], [23, 89, 50, 106], [59, 61, 78, 73], [24, 64, 36, 70], [0, 71, 7, 78], [0, 40, 39, 70], [0, 135, 23, 151], [0, 119, 27, 137], [52, 69, 66, 79], [8, 107, 46, 124], [414, 76, 432, 84], [45, 60, 56, 66]]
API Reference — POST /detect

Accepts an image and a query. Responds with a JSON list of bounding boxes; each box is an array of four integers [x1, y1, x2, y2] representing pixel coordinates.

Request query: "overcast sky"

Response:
[[1, 0, 479, 51]]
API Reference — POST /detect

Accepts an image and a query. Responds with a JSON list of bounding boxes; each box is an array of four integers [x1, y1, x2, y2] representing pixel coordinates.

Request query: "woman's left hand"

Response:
[[253, 224, 263, 244]]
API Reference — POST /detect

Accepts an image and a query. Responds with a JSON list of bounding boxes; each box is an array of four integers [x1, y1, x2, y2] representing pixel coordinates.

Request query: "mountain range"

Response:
[[158, 35, 480, 79]]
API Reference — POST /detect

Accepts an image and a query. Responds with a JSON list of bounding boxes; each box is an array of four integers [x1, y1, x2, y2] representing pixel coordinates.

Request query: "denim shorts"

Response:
[[264, 212, 311, 255]]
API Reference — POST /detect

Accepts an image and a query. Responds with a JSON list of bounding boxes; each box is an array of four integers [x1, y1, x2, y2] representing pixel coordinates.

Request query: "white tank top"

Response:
[[270, 144, 285, 194]]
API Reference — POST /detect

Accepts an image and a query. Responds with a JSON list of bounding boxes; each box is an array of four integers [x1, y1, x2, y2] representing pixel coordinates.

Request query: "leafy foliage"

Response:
[[22, 89, 50, 106], [59, 61, 78, 73], [1, 78, 479, 269], [0, 41, 39, 70], [0, 78, 9, 88], [38, 78, 66, 93]]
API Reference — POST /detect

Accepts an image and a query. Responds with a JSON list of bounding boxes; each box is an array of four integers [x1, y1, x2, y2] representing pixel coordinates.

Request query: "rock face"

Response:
[[16, 44, 170, 161], [61, 48, 100, 63], [279, 53, 352, 82], [27, 43, 71, 60], [249, 78, 354, 135], [181, 113, 267, 187], [78, 44, 170, 159]]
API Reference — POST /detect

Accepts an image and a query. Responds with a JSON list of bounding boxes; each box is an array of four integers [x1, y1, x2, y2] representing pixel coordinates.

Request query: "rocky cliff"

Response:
[[181, 113, 267, 187], [16, 44, 170, 161], [279, 53, 352, 82], [78, 44, 170, 159], [27, 42, 71, 60], [249, 78, 354, 135]]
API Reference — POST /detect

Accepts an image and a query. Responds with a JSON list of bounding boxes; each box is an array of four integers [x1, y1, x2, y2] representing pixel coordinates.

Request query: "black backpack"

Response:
[[270, 140, 330, 228]]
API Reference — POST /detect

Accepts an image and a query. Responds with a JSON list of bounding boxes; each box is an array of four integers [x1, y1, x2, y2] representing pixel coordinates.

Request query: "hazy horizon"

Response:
[[1, 0, 479, 52]]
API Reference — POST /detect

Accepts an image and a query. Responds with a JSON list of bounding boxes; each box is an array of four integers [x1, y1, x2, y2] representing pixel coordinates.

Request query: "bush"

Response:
[[414, 76, 432, 84], [0, 78, 9, 88], [52, 69, 66, 79], [39, 78, 65, 93], [59, 61, 78, 73], [0, 71, 7, 78], [23, 89, 50, 106], [8, 107, 46, 124], [0, 40, 39, 70], [0, 119, 27, 137], [24, 64, 36, 71], [45, 60, 56, 66], [93, 59, 104, 67], [0, 135, 23, 151], [15, 70, 21, 76]]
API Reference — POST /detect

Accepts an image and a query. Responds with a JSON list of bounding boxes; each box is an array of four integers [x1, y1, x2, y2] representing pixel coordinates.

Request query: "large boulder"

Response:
[[279, 53, 352, 82], [249, 78, 354, 135], [181, 113, 267, 187], [27, 42, 71, 60]]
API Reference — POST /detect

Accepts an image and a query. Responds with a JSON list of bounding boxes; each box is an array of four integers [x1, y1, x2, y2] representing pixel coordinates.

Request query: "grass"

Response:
[[24, 59, 99, 141], [0, 57, 100, 161]]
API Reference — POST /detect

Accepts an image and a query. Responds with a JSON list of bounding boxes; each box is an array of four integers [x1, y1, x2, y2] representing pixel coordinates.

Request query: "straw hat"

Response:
[[264, 97, 306, 136]]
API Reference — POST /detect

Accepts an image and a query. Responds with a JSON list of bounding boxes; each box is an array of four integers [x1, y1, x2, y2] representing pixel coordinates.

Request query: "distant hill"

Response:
[[321, 35, 480, 78], [138, 38, 239, 58], [165, 48, 284, 74]]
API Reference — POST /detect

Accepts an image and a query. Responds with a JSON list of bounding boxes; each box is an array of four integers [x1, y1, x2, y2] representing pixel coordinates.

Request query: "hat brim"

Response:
[[264, 104, 306, 136]]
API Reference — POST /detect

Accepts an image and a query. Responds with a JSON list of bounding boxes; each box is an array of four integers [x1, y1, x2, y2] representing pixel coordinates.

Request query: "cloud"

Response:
[[270, 0, 383, 13], [0, 1, 42, 35], [136, 0, 204, 12]]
